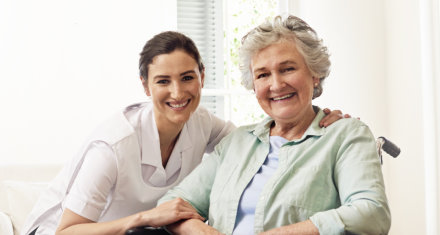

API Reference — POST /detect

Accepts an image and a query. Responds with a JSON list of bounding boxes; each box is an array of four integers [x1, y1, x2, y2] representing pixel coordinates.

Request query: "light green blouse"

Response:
[[158, 109, 391, 235]]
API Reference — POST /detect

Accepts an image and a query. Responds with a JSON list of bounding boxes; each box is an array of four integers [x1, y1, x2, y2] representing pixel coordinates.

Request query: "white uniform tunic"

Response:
[[21, 102, 235, 235]]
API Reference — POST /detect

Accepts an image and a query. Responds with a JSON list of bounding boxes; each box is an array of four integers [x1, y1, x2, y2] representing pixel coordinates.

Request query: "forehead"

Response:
[[152, 50, 197, 67], [149, 50, 199, 74], [251, 40, 305, 69]]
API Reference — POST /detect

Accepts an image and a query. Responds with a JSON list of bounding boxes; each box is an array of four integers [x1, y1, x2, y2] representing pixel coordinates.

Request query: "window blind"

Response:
[[177, 0, 224, 117]]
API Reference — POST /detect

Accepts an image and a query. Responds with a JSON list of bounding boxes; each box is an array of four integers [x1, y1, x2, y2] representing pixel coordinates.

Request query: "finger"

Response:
[[176, 200, 197, 212], [323, 108, 331, 114], [320, 114, 343, 127], [319, 116, 328, 127], [343, 114, 351, 118], [181, 201, 200, 213], [331, 109, 343, 115], [159, 209, 201, 225], [171, 198, 196, 212]]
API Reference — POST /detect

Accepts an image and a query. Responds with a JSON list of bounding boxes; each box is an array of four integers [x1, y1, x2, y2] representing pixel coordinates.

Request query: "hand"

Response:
[[320, 108, 353, 127], [132, 198, 204, 228], [167, 219, 224, 235]]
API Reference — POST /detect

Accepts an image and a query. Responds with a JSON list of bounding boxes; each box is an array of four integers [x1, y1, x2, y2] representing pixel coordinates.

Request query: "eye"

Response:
[[182, 75, 194, 81], [280, 67, 295, 73], [156, 79, 169, 84], [256, 73, 269, 79]]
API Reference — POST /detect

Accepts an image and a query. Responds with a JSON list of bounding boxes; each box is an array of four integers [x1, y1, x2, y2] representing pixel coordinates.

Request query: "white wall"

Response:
[[0, 0, 177, 165], [384, 0, 429, 234], [288, 0, 436, 234], [292, 0, 388, 136]]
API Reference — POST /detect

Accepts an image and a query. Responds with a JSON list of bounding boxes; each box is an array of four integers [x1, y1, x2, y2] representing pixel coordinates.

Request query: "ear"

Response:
[[140, 76, 151, 96], [200, 71, 205, 89], [313, 77, 320, 86]]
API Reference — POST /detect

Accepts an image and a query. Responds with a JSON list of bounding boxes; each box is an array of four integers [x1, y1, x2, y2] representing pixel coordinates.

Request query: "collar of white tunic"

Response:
[[131, 103, 192, 187]]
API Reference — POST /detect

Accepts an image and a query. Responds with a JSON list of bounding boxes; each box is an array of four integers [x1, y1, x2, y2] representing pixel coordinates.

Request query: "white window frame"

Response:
[[177, 0, 226, 118], [420, 0, 440, 234]]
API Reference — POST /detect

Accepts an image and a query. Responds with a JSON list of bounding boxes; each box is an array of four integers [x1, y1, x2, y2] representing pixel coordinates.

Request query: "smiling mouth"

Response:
[[272, 93, 295, 101], [167, 100, 190, 109]]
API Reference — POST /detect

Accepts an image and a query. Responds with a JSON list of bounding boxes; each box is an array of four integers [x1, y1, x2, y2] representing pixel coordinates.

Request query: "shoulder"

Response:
[[187, 106, 224, 128], [86, 103, 149, 146], [216, 122, 260, 146], [190, 105, 215, 121], [322, 117, 377, 154], [325, 117, 373, 137], [124, 102, 151, 115], [238, 122, 261, 132]]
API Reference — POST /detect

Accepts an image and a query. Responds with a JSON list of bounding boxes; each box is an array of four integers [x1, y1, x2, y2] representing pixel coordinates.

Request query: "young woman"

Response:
[[21, 31, 346, 235]]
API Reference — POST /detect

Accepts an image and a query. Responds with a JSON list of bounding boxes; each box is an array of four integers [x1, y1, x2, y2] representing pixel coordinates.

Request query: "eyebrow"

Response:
[[180, 70, 196, 76], [153, 70, 196, 80], [280, 60, 297, 66], [253, 60, 298, 73]]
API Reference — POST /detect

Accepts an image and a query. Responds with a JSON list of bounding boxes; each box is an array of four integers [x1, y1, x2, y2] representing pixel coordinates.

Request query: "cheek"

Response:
[[253, 83, 268, 103], [299, 82, 315, 99], [189, 82, 203, 95], [148, 87, 165, 100], [293, 75, 314, 95]]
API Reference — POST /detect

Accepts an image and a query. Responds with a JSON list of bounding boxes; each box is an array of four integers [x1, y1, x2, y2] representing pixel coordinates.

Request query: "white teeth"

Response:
[[169, 100, 189, 108], [272, 93, 294, 101]]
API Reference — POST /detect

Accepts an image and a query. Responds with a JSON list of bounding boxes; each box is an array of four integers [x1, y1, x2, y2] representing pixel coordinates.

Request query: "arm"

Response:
[[167, 219, 224, 235], [204, 110, 236, 153], [158, 146, 221, 218], [56, 143, 203, 235], [310, 123, 391, 234], [259, 220, 319, 235], [56, 198, 204, 235], [158, 139, 225, 232]]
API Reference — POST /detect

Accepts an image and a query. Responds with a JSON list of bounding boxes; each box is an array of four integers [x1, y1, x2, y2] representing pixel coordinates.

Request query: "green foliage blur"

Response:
[[224, 0, 277, 125]]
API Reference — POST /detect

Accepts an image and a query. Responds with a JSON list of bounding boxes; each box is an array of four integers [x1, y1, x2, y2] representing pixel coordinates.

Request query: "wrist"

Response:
[[167, 219, 200, 234], [126, 211, 149, 231]]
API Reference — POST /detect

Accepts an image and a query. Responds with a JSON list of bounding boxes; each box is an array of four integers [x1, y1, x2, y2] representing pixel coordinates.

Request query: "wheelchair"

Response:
[[126, 137, 400, 235]]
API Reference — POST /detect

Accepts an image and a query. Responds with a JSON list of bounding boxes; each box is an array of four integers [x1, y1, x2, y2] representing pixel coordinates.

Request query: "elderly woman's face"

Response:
[[251, 41, 318, 124]]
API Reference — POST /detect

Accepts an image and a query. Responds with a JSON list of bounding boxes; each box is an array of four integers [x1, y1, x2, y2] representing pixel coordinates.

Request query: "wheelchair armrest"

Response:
[[125, 226, 170, 235]]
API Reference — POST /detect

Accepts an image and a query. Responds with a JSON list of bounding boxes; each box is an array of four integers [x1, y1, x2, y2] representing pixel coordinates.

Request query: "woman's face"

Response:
[[144, 49, 204, 127], [251, 40, 318, 124]]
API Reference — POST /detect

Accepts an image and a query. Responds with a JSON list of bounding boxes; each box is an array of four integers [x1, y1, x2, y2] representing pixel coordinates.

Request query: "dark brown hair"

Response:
[[139, 31, 204, 79]]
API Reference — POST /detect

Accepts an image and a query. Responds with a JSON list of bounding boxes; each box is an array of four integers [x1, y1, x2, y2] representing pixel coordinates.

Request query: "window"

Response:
[[177, 0, 225, 118], [223, 0, 278, 125], [177, 0, 278, 126]]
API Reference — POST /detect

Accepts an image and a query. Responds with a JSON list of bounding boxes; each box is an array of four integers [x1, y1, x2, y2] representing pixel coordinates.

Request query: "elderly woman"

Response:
[[158, 15, 391, 235]]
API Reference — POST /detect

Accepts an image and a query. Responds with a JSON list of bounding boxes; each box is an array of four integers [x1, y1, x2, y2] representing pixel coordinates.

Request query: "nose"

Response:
[[270, 73, 286, 91], [170, 82, 185, 99]]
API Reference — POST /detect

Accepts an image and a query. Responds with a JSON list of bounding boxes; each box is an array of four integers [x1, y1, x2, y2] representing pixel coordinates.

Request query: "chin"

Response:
[[172, 114, 192, 125]]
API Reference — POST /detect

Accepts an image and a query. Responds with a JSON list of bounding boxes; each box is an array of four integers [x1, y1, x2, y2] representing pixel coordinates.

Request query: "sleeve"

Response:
[[157, 140, 224, 219], [204, 111, 236, 154], [309, 124, 391, 235], [0, 212, 13, 235], [64, 141, 118, 221]]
